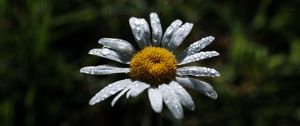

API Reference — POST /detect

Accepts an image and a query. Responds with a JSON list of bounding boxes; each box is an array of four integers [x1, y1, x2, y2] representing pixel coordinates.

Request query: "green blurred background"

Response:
[[1, 0, 300, 126]]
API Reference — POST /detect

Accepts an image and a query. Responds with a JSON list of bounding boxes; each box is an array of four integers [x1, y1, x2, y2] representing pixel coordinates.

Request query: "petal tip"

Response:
[[89, 101, 95, 106], [208, 36, 215, 40], [215, 72, 221, 77], [175, 19, 182, 24], [98, 38, 105, 45], [89, 98, 97, 105], [152, 106, 163, 113], [88, 50, 94, 55], [191, 106, 195, 111], [174, 113, 184, 119], [111, 102, 115, 107], [211, 93, 218, 100], [214, 51, 220, 55], [129, 17, 137, 24], [212, 69, 221, 77], [126, 91, 131, 98], [79, 67, 87, 73], [150, 12, 158, 16]]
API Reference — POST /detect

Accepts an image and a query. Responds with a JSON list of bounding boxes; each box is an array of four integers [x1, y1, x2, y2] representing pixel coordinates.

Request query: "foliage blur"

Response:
[[1, 0, 300, 126]]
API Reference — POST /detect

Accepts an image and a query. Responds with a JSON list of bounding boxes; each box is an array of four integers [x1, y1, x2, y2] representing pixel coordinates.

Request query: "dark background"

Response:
[[1, 0, 300, 126]]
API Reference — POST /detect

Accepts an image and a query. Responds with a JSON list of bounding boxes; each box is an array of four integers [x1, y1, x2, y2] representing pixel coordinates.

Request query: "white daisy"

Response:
[[80, 12, 220, 119]]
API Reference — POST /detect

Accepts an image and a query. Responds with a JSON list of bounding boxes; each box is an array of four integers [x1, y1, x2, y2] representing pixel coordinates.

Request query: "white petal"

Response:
[[176, 77, 217, 99], [185, 36, 215, 56], [111, 85, 132, 106], [169, 81, 195, 110], [89, 79, 132, 105], [148, 88, 163, 113], [129, 17, 151, 49], [150, 12, 163, 46], [178, 51, 219, 65], [159, 84, 184, 119], [161, 20, 182, 48], [88, 48, 129, 64], [176, 66, 220, 77], [80, 65, 129, 75], [98, 38, 136, 61], [167, 23, 193, 51], [126, 81, 150, 98]]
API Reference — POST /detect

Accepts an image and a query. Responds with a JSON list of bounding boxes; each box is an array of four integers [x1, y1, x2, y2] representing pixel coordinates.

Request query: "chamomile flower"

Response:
[[80, 12, 220, 119]]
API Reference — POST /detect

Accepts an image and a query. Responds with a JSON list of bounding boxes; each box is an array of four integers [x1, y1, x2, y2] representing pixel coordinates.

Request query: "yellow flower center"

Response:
[[130, 47, 177, 86]]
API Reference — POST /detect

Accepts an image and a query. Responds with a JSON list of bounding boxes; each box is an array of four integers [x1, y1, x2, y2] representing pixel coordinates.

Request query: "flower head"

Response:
[[80, 12, 220, 119]]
